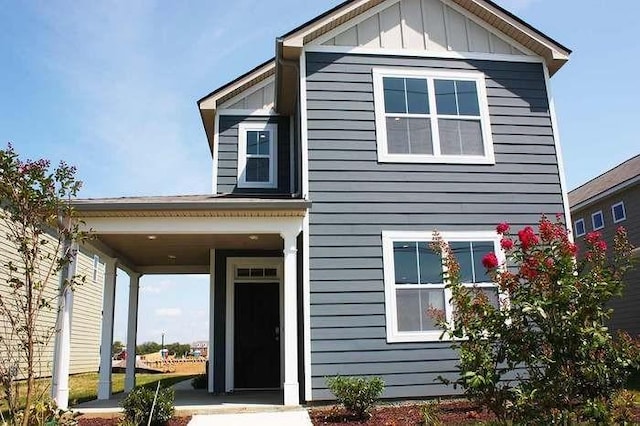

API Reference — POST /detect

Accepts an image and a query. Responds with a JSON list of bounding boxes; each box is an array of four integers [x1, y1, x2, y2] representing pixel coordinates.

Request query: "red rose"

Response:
[[500, 238, 514, 250], [496, 222, 510, 234], [482, 252, 499, 270], [545, 257, 555, 268], [567, 243, 578, 255], [596, 241, 607, 251], [518, 226, 539, 250]]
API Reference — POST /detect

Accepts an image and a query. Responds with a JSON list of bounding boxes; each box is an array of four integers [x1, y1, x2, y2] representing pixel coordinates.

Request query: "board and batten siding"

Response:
[[217, 115, 291, 194], [321, 0, 524, 56], [0, 212, 105, 377], [305, 51, 565, 399]]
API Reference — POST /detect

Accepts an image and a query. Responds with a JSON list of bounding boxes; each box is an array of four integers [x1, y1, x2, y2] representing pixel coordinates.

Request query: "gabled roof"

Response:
[[569, 154, 640, 209], [279, 0, 570, 74]]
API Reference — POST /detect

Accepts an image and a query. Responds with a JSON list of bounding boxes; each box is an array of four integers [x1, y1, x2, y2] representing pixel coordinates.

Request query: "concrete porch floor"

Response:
[[74, 379, 291, 415]]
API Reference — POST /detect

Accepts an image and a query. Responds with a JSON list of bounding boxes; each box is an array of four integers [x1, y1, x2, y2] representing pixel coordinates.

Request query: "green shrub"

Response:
[[433, 216, 639, 424], [191, 374, 207, 390], [121, 386, 174, 426], [325, 375, 384, 418], [12, 397, 79, 426]]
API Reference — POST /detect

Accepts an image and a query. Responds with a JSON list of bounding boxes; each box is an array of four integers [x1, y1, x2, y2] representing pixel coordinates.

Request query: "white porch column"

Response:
[[281, 232, 299, 406], [52, 241, 78, 410], [208, 249, 215, 393], [125, 272, 141, 392], [98, 258, 117, 400]]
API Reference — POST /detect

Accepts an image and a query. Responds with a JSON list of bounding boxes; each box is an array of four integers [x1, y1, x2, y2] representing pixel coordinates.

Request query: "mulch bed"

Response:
[[309, 400, 495, 425], [78, 416, 191, 426]]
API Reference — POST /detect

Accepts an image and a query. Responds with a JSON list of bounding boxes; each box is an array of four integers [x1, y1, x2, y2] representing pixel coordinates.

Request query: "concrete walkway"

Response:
[[188, 410, 312, 426]]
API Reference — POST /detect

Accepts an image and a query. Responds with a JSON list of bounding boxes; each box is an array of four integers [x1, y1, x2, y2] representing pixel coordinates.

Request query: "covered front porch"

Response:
[[51, 195, 309, 409]]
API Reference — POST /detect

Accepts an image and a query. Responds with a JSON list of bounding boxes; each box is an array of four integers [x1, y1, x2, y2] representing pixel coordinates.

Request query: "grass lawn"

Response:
[[1, 372, 196, 412]]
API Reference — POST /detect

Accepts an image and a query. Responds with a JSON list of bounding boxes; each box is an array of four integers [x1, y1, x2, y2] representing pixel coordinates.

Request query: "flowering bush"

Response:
[[432, 215, 638, 423]]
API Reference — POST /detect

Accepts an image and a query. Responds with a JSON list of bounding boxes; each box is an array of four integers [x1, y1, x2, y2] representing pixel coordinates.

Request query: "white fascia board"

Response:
[[283, 0, 374, 47], [199, 62, 276, 110], [542, 61, 572, 239]]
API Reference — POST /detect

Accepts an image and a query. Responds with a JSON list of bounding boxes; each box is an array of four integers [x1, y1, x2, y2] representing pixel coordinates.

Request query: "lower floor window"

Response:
[[382, 230, 502, 342]]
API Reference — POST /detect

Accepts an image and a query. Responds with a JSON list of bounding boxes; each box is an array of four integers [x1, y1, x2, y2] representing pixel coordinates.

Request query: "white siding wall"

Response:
[[321, 0, 525, 55], [70, 249, 104, 374], [0, 212, 104, 377]]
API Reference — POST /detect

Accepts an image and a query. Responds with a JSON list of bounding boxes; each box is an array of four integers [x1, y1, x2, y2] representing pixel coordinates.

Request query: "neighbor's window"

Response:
[[237, 122, 277, 188], [92, 255, 100, 282], [574, 218, 586, 237], [592, 210, 604, 230], [612, 201, 626, 223], [372, 68, 494, 164], [382, 231, 502, 342]]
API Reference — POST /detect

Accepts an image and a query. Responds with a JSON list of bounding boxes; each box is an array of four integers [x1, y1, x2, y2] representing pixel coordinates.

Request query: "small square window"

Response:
[[592, 211, 604, 230], [574, 218, 586, 237], [373, 68, 494, 165], [237, 122, 277, 188], [612, 202, 626, 223]]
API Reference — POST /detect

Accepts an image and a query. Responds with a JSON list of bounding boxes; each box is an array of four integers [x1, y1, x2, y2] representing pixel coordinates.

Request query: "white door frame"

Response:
[[225, 257, 284, 392]]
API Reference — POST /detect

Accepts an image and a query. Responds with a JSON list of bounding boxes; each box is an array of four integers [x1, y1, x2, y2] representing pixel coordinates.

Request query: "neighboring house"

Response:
[[50, 0, 571, 409], [569, 154, 640, 336], [0, 213, 105, 378]]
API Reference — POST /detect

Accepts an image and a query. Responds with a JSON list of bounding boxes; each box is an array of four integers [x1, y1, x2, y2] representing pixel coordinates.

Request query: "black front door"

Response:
[[234, 282, 280, 388]]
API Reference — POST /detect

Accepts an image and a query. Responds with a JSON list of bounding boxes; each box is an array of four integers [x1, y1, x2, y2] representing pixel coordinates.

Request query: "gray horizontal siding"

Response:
[[306, 52, 565, 400], [217, 115, 291, 194]]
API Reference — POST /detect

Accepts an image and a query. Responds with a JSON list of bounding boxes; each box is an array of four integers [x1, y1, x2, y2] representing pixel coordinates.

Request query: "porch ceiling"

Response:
[[97, 233, 283, 269]]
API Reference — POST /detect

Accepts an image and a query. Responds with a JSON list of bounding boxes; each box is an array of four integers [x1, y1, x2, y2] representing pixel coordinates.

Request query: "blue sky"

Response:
[[1, 0, 638, 343]]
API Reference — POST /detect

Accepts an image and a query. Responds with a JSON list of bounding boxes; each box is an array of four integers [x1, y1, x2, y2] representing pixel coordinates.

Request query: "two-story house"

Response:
[[51, 0, 571, 409], [569, 154, 640, 336]]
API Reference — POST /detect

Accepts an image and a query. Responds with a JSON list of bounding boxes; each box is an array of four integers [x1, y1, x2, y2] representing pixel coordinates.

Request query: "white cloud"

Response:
[[155, 308, 182, 318]]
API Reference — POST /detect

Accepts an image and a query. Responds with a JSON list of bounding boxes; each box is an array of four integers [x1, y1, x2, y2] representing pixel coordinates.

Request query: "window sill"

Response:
[[237, 182, 278, 189], [386, 331, 447, 343], [377, 153, 495, 165]]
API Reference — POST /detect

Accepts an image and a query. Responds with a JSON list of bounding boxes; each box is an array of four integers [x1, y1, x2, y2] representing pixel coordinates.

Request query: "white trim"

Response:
[[382, 230, 502, 343], [225, 257, 283, 393], [440, 0, 535, 56], [199, 61, 275, 110], [98, 258, 117, 400], [542, 62, 573, 240], [302, 213, 312, 401], [218, 76, 275, 109], [304, 44, 543, 64], [212, 112, 220, 194], [300, 50, 310, 198], [573, 218, 586, 237], [125, 272, 140, 393], [208, 249, 215, 393], [591, 210, 604, 231], [372, 67, 495, 164], [311, 0, 401, 46], [612, 201, 626, 224], [237, 122, 278, 189], [217, 109, 279, 116]]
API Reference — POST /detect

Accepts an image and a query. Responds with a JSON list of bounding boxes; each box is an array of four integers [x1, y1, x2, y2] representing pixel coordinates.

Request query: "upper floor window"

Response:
[[237, 122, 277, 188], [382, 230, 503, 342], [574, 218, 586, 237], [372, 68, 494, 164], [612, 201, 626, 223], [592, 210, 604, 231]]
